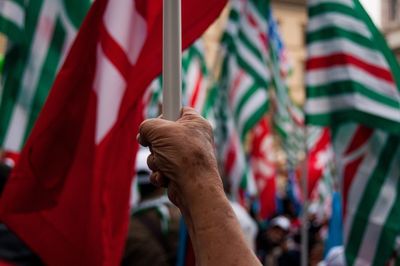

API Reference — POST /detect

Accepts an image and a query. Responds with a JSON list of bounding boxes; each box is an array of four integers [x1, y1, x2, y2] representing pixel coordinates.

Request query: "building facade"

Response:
[[382, 0, 400, 60]]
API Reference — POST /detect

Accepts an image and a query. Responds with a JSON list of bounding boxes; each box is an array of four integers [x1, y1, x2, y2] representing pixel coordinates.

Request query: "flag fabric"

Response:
[[267, 7, 305, 169], [249, 117, 277, 219], [219, 0, 270, 143], [305, 0, 400, 134], [213, 0, 271, 205], [307, 127, 333, 198], [305, 0, 400, 265], [324, 191, 343, 258], [0, 0, 92, 156], [0, 0, 227, 265]]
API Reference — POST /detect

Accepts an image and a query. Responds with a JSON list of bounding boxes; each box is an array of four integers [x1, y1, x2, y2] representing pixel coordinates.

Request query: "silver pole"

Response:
[[163, 0, 182, 121], [301, 127, 309, 266]]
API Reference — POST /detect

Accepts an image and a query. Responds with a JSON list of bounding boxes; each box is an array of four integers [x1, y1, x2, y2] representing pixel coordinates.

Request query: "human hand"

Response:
[[137, 107, 222, 208]]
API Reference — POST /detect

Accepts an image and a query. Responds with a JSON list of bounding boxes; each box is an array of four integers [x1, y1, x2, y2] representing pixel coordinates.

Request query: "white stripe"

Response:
[[338, 128, 386, 244], [3, 0, 59, 152], [0, 0, 25, 29], [308, 38, 390, 72], [236, 40, 269, 83], [229, 72, 253, 111], [93, 45, 126, 144], [308, 13, 371, 39], [306, 93, 400, 123], [307, 65, 398, 100], [58, 7, 80, 66], [237, 89, 268, 136], [354, 145, 400, 266], [308, 0, 354, 8], [104, 0, 146, 65]]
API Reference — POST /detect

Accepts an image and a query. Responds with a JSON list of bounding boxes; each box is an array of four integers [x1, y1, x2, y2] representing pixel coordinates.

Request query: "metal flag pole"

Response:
[[163, 0, 182, 121]]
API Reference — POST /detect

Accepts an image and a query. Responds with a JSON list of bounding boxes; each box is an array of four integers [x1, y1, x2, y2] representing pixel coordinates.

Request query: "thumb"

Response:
[[138, 118, 175, 147]]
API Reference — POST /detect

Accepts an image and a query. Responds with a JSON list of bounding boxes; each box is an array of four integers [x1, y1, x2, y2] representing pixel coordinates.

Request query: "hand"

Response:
[[138, 107, 222, 208]]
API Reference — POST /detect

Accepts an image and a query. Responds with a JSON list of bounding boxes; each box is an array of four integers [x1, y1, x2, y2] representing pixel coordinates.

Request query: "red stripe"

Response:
[[99, 22, 133, 81], [189, 70, 203, 108], [307, 53, 395, 84], [344, 125, 373, 156], [225, 138, 237, 175], [229, 70, 245, 105]]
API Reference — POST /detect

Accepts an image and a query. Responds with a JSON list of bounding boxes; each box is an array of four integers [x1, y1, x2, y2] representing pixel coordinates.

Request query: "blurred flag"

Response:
[[267, 7, 305, 169], [307, 127, 333, 198], [0, 0, 91, 159], [0, 0, 227, 265], [249, 117, 277, 220], [306, 0, 400, 265], [213, 0, 271, 205], [324, 191, 343, 257]]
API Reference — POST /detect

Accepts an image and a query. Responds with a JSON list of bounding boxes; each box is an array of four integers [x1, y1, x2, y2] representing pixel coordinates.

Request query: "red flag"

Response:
[[250, 118, 277, 220], [307, 127, 333, 197], [0, 0, 227, 265]]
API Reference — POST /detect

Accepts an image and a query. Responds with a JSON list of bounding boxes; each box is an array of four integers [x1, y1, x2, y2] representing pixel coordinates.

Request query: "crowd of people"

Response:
[[0, 108, 343, 266]]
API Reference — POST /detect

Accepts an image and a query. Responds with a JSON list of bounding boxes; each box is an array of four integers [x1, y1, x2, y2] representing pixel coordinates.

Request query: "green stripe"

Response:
[[248, 0, 269, 21], [345, 136, 399, 266], [238, 30, 264, 63], [372, 143, 400, 266], [233, 83, 258, 119], [236, 54, 268, 87], [0, 46, 26, 145], [0, 16, 24, 43], [353, 0, 400, 92], [309, 2, 357, 19], [240, 102, 268, 142], [307, 81, 400, 109], [306, 110, 400, 135], [307, 27, 375, 51], [23, 18, 66, 142], [61, 0, 91, 29]]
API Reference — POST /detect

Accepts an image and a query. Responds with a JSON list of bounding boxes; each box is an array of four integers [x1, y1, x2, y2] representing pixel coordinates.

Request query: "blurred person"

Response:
[[122, 148, 180, 266], [137, 107, 261, 266], [0, 162, 43, 266]]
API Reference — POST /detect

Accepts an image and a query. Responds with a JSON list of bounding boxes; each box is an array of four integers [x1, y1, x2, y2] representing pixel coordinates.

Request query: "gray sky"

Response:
[[360, 0, 381, 27]]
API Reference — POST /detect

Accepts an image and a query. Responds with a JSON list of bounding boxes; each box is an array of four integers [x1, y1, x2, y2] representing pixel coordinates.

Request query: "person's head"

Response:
[[0, 162, 12, 195], [267, 216, 290, 245], [135, 147, 163, 199]]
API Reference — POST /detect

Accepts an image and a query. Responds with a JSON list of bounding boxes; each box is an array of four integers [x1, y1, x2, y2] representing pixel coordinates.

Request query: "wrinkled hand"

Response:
[[138, 107, 222, 208]]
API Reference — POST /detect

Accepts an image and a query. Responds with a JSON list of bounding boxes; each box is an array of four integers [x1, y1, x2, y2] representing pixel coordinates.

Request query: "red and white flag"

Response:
[[0, 0, 227, 265]]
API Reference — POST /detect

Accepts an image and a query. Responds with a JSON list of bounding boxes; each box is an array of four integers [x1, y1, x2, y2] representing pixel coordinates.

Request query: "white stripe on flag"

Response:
[[236, 40, 269, 82], [308, 13, 371, 39], [104, 0, 146, 65], [3, 0, 58, 152], [93, 45, 126, 144], [306, 65, 398, 99], [237, 89, 267, 135], [308, 0, 354, 8], [307, 38, 389, 71], [0, 0, 25, 29], [229, 73, 253, 111], [305, 93, 400, 123], [354, 145, 400, 266]]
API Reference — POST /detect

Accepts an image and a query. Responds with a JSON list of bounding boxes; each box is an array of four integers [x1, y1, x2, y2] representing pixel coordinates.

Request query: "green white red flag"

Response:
[[0, 0, 91, 159], [306, 0, 400, 265], [0, 0, 227, 265]]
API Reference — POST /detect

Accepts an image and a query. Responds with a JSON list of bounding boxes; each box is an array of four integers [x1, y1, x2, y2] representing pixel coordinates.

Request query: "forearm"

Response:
[[180, 175, 261, 266]]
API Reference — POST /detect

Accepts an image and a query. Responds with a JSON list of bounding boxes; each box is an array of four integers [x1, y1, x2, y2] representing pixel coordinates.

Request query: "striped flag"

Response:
[[219, 0, 270, 143], [210, 0, 273, 206], [305, 0, 400, 134], [267, 8, 305, 169], [305, 0, 400, 265], [0, 0, 91, 156]]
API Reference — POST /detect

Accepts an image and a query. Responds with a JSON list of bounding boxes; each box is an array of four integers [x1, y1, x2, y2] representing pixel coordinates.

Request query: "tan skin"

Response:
[[138, 107, 261, 266]]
